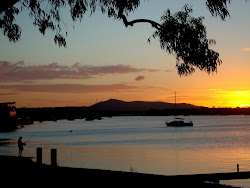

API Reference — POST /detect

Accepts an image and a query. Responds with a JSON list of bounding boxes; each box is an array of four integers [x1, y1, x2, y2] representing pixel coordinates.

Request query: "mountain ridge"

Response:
[[90, 99, 201, 112]]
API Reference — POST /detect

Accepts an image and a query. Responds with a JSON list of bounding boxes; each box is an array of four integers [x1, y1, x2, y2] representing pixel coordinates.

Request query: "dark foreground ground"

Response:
[[0, 155, 239, 187]]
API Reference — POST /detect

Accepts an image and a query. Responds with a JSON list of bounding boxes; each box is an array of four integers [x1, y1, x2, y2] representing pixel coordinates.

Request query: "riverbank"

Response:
[[0, 155, 239, 187]]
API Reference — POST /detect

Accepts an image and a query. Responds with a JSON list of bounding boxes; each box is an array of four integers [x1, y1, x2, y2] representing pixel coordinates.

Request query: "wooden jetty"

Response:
[[164, 171, 250, 184], [1, 149, 249, 187], [35, 148, 250, 183]]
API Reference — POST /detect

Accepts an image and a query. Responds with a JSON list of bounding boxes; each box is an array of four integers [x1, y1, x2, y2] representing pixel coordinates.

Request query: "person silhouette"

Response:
[[18, 137, 26, 157]]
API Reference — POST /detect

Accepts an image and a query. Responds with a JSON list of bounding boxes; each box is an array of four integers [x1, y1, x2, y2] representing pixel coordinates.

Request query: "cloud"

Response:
[[0, 84, 166, 94], [135, 76, 145, 81], [165, 69, 174, 72], [0, 61, 160, 82], [0, 91, 21, 96], [240, 48, 250, 51], [72, 62, 80, 67]]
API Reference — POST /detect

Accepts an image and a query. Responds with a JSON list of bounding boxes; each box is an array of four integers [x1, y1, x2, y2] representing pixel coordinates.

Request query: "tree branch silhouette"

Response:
[[0, 0, 241, 76], [118, 8, 161, 29], [118, 4, 222, 76], [0, 0, 19, 14]]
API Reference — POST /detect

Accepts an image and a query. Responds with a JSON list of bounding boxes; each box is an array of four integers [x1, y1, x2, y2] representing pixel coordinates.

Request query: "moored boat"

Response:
[[166, 92, 193, 127], [166, 117, 193, 127]]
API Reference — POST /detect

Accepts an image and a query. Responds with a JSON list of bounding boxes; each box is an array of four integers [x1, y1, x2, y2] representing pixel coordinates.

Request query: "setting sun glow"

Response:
[[219, 91, 250, 108]]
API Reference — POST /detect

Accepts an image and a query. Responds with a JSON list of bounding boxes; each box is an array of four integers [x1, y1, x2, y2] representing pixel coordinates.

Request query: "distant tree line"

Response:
[[17, 106, 250, 123]]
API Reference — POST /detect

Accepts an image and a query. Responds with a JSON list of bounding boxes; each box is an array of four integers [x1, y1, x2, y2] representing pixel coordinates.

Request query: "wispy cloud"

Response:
[[240, 48, 250, 51], [135, 76, 145, 81], [0, 84, 166, 94], [0, 91, 21, 96], [0, 61, 160, 82], [165, 69, 174, 72]]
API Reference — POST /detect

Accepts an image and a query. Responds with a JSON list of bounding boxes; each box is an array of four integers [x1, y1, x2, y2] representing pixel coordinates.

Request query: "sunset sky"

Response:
[[0, 0, 250, 108]]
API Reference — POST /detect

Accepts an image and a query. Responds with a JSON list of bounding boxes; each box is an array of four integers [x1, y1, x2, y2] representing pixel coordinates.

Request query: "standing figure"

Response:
[[17, 136, 26, 157]]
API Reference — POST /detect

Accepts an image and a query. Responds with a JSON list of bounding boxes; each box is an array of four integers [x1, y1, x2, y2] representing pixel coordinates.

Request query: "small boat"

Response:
[[166, 92, 193, 127], [166, 117, 193, 127]]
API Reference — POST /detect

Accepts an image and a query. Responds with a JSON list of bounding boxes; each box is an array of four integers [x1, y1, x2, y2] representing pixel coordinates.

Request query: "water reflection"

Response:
[[0, 138, 15, 146], [24, 145, 248, 176], [0, 116, 250, 187]]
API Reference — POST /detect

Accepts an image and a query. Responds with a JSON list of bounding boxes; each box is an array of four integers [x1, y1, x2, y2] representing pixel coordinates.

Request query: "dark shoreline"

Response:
[[0, 155, 239, 187], [16, 100, 250, 124]]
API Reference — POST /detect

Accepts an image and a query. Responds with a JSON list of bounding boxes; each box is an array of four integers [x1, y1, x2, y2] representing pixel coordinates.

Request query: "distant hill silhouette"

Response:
[[90, 99, 200, 112], [15, 99, 250, 123]]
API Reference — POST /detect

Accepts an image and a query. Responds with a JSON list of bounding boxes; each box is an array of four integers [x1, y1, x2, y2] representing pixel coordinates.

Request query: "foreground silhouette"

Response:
[[17, 136, 26, 157], [0, 155, 241, 187]]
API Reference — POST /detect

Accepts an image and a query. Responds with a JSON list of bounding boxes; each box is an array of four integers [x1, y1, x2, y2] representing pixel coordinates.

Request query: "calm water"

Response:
[[0, 115, 250, 187]]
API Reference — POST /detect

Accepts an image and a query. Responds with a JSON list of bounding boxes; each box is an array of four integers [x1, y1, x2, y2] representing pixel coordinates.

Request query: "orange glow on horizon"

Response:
[[220, 91, 250, 108], [203, 90, 250, 108], [3, 89, 250, 108]]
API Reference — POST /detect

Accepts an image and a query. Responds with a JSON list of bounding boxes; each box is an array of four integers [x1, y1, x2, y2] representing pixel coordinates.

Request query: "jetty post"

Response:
[[237, 164, 239, 172], [36, 147, 42, 165], [51, 148, 57, 167]]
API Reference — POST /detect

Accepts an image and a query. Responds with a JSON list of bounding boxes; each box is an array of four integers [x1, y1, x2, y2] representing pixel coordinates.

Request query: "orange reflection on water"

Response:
[[41, 145, 250, 175]]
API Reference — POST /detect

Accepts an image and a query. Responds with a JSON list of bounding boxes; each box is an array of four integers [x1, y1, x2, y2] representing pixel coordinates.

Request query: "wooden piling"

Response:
[[51, 148, 57, 166], [237, 164, 239, 172], [36, 147, 42, 164]]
